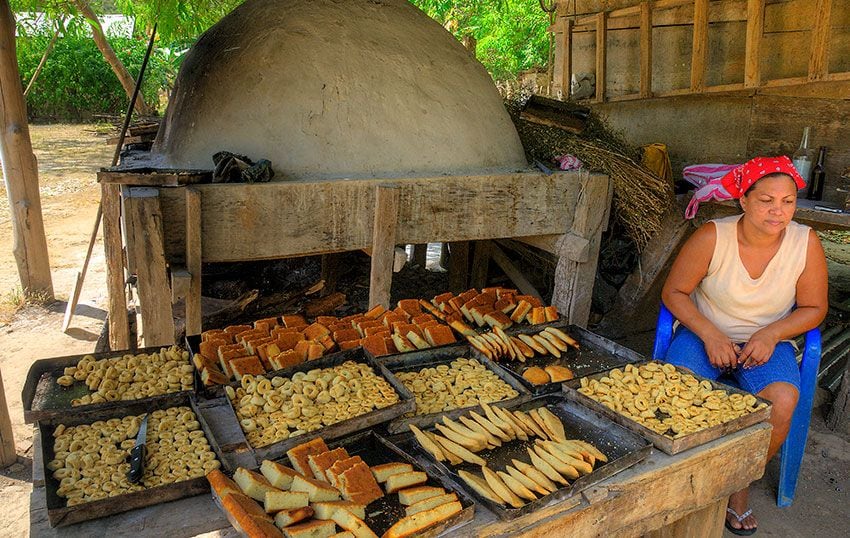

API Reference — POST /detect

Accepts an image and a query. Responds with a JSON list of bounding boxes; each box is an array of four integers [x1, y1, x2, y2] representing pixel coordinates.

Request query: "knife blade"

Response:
[[127, 414, 148, 484]]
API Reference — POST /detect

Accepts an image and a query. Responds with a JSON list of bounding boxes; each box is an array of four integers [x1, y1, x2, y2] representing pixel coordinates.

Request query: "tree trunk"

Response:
[[24, 17, 64, 97], [71, 0, 150, 115], [0, 0, 54, 300]]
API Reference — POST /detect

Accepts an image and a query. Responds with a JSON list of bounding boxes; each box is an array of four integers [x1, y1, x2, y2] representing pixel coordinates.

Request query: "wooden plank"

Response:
[[101, 183, 130, 350], [0, 365, 15, 466], [640, 1, 653, 98], [645, 498, 726, 538], [368, 185, 400, 309], [551, 173, 612, 327], [185, 187, 202, 336], [595, 11, 608, 103], [97, 169, 211, 186], [574, 0, 747, 32], [411, 244, 427, 267], [691, 0, 709, 93], [170, 268, 191, 303], [560, 18, 574, 98], [490, 243, 543, 301], [0, 0, 53, 299], [808, 0, 832, 81], [470, 240, 493, 289], [156, 172, 584, 264], [448, 241, 470, 294], [124, 188, 175, 346], [744, 0, 765, 88]]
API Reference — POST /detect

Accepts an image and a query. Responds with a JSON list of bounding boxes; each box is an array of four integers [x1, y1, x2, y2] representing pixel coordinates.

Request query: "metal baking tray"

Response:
[[562, 360, 774, 455], [497, 323, 644, 395], [381, 344, 531, 435], [389, 394, 651, 520], [22, 345, 196, 424], [220, 347, 416, 465], [38, 392, 229, 528]]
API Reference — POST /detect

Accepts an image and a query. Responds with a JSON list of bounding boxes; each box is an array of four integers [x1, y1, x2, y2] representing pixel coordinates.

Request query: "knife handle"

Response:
[[127, 444, 146, 484]]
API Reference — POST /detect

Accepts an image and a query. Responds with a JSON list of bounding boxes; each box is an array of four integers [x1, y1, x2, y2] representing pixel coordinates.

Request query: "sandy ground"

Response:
[[0, 124, 847, 537]]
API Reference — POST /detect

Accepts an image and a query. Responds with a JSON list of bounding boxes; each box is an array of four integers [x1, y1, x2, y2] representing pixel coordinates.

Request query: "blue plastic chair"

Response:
[[652, 302, 821, 507]]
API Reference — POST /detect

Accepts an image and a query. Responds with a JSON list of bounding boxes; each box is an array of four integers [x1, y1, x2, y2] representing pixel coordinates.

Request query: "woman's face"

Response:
[[739, 174, 798, 235]]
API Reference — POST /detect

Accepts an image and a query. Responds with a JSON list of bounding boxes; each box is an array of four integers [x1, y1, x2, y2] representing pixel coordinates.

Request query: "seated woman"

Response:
[[661, 156, 828, 536]]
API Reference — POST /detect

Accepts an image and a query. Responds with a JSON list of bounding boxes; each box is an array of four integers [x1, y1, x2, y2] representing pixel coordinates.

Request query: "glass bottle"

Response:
[[792, 127, 813, 189]]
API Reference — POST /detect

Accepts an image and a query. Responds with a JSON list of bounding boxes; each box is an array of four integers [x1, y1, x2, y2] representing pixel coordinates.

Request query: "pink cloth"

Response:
[[555, 154, 582, 171], [683, 164, 738, 219]]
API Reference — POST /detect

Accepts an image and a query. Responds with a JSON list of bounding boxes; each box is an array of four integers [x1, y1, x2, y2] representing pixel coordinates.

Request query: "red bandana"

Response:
[[720, 156, 806, 198]]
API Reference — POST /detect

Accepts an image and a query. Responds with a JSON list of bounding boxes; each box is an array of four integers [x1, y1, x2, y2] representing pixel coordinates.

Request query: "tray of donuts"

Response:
[[38, 392, 228, 527], [23, 344, 197, 424], [484, 323, 644, 395], [217, 347, 416, 465], [562, 361, 773, 455]]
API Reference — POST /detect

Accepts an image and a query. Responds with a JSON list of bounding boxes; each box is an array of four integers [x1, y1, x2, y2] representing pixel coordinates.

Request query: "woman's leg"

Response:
[[726, 342, 801, 532], [663, 326, 722, 380]]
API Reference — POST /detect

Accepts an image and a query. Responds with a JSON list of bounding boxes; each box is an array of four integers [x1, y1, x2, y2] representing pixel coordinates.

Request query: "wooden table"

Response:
[[30, 423, 771, 538]]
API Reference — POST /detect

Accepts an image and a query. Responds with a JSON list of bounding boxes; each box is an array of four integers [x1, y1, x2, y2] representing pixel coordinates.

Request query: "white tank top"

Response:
[[692, 215, 810, 343]]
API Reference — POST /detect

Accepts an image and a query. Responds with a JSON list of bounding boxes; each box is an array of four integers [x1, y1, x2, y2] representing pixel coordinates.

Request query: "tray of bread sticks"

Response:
[[379, 344, 530, 435], [38, 392, 228, 527], [471, 322, 645, 395], [23, 344, 197, 424], [218, 347, 415, 464], [562, 361, 772, 455], [389, 394, 651, 520], [208, 430, 474, 538]]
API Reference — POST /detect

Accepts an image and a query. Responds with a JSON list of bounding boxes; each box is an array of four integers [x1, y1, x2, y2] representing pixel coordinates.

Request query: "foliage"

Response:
[[411, 0, 551, 80], [16, 30, 175, 120]]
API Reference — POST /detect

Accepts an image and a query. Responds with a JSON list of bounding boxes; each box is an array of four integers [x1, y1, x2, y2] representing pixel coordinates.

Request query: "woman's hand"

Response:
[[739, 328, 779, 368], [702, 329, 740, 370]]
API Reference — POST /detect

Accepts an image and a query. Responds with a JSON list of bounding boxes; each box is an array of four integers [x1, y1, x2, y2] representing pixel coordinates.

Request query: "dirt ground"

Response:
[[0, 125, 848, 537]]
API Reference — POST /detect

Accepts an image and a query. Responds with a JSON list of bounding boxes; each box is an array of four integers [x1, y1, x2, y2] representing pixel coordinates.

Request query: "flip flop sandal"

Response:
[[725, 507, 757, 536]]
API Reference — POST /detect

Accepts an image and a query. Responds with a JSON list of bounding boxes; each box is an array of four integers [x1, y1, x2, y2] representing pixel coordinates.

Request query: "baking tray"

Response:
[[389, 394, 651, 520], [221, 347, 416, 465], [562, 360, 774, 455], [498, 323, 645, 395], [22, 345, 196, 424], [38, 392, 229, 528], [381, 344, 531, 435]]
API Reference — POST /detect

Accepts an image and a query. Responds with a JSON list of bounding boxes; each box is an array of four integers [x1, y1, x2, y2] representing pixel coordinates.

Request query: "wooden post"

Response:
[[185, 188, 202, 337], [744, 0, 764, 88], [691, 0, 709, 93], [448, 242, 470, 294], [0, 365, 16, 467], [551, 173, 612, 327], [808, 0, 832, 82], [411, 244, 428, 267], [124, 188, 175, 346], [0, 0, 53, 300], [560, 18, 573, 98], [640, 1, 653, 98], [368, 185, 400, 309], [827, 359, 850, 434], [102, 183, 130, 349], [595, 11, 607, 103], [470, 240, 493, 289]]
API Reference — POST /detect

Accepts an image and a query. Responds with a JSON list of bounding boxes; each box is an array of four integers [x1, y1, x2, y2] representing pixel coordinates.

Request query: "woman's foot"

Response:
[[726, 488, 758, 535]]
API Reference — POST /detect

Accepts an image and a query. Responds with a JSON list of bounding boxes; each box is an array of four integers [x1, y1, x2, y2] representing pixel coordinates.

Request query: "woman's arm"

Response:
[[661, 223, 740, 369], [740, 229, 829, 367]]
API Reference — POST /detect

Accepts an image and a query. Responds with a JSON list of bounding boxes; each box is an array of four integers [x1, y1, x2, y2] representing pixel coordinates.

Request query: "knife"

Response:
[[127, 414, 148, 484]]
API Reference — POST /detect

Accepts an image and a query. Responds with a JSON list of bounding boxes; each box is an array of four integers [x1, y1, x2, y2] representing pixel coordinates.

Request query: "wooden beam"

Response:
[[368, 185, 400, 309], [0, 365, 15, 467], [448, 241, 471, 294], [124, 188, 175, 346], [411, 244, 427, 267], [640, 1, 653, 98], [185, 187, 202, 337], [744, 0, 764, 88], [691, 0, 709, 93], [0, 0, 53, 299], [97, 169, 210, 187], [490, 243, 543, 301], [470, 240, 493, 289], [156, 172, 585, 264], [595, 11, 608, 103], [551, 173, 612, 327], [101, 183, 130, 350], [560, 18, 573, 98], [808, 0, 832, 82]]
